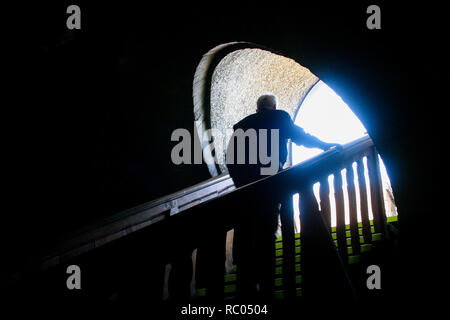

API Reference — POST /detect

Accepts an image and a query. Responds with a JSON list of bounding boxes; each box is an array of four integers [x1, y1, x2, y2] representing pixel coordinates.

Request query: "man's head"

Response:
[[256, 94, 278, 112]]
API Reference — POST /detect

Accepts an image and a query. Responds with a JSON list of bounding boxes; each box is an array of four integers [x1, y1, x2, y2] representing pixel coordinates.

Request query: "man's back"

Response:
[[234, 109, 292, 161], [226, 109, 294, 187], [227, 108, 337, 187]]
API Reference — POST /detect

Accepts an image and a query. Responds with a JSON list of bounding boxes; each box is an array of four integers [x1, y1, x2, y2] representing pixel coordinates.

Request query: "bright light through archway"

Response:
[[292, 80, 367, 164], [291, 81, 397, 231]]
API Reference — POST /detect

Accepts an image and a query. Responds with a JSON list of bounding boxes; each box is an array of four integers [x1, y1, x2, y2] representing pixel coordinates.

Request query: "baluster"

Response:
[[299, 185, 355, 300], [279, 192, 296, 299], [168, 249, 194, 301], [356, 158, 372, 243], [195, 230, 226, 301], [119, 236, 167, 304], [319, 175, 332, 229], [366, 147, 387, 235], [333, 170, 348, 261], [346, 163, 360, 255]]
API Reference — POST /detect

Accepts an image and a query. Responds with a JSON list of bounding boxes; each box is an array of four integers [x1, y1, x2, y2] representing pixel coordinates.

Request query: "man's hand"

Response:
[[323, 142, 343, 151]]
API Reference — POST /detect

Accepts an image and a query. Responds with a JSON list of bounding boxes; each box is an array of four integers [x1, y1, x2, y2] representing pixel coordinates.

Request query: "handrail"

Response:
[[42, 173, 235, 270], [41, 134, 375, 270], [223, 135, 373, 199]]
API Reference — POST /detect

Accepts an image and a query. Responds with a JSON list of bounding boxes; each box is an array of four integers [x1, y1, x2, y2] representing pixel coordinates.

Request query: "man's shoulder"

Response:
[[233, 113, 258, 129], [233, 110, 291, 130], [267, 109, 292, 125], [273, 109, 291, 119]]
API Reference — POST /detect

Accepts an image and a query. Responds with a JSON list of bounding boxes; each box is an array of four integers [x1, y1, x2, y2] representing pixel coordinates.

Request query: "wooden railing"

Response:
[[41, 172, 235, 270], [35, 135, 393, 305], [165, 134, 390, 302]]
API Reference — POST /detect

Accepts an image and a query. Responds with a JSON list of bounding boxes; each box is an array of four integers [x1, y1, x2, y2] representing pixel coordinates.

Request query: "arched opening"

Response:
[[193, 41, 398, 232]]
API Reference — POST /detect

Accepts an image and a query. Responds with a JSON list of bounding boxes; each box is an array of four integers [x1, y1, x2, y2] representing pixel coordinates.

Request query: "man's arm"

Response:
[[286, 116, 342, 151]]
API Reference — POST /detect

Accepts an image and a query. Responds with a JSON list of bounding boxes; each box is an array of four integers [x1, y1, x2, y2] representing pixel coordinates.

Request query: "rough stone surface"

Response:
[[209, 48, 319, 173]]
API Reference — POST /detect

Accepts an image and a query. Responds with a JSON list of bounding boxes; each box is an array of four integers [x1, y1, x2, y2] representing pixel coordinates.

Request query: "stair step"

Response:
[[274, 287, 303, 300], [275, 255, 301, 266], [275, 266, 282, 275], [275, 239, 301, 249], [275, 247, 301, 257], [275, 275, 302, 287], [360, 244, 372, 253], [224, 273, 237, 283], [224, 284, 236, 293], [274, 290, 284, 300], [387, 216, 398, 223], [196, 288, 206, 297], [274, 264, 301, 275], [372, 233, 382, 242], [276, 232, 301, 242], [348, 255, 360, 264]]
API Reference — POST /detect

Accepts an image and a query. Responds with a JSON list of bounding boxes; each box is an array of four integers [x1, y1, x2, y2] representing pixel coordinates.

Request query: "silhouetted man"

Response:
[[226, 93, 341, 300]]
